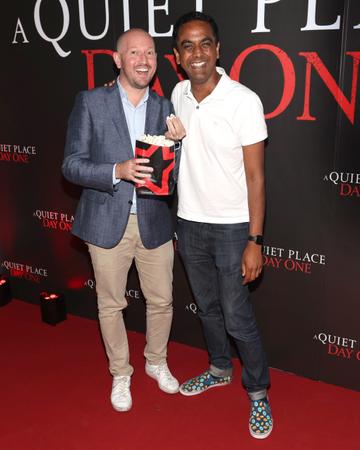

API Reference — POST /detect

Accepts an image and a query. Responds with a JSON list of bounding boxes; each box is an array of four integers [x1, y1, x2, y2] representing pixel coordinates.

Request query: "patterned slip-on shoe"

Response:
[[249, 397, 273, 439], [179, 370, 232, 396]]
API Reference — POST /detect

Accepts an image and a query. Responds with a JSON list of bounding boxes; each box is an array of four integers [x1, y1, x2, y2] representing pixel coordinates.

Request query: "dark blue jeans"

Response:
[[177, 218, 270, 399]]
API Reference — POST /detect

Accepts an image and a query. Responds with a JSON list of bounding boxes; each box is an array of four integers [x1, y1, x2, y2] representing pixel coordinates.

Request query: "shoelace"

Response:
[[157, 365, 174, 383], [113, 378, 130, 395]]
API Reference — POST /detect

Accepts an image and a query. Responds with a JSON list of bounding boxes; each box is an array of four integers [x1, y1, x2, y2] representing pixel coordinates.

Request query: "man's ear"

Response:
[[173, 48, 180, 65], [113, 51, 121, 69], [216, 42, 220, 60]]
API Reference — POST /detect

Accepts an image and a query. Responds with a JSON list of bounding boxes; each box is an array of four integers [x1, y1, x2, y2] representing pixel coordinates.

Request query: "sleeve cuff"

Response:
[[113, 164, 121, 185]]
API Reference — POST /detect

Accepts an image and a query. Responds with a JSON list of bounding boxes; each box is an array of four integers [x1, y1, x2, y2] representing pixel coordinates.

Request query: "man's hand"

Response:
[[165, 115, 186, 141], [241, 242, 263, 285], [115, 158, 153, 184], [104, 79, 116, 87]]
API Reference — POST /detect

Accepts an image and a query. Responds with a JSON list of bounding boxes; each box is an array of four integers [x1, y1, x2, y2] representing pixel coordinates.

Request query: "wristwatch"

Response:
[[248, 235, 263, 245]]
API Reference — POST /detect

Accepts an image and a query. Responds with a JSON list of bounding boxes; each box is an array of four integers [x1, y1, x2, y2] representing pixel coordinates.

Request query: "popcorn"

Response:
[[138, 134, 174, 147]]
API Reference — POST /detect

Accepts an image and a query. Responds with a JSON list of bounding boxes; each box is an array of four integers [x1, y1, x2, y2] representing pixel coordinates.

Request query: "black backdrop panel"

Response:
[[1, 0, 359, 391]]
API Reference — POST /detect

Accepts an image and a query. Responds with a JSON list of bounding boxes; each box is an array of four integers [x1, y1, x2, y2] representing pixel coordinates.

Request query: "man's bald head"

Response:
[[116, 29, 155, 54], [113, 28, 157, 92]]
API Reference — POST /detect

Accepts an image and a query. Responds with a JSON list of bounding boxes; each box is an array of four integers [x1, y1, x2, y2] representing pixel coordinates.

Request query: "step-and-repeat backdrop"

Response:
[[1, 0, 359, 391]]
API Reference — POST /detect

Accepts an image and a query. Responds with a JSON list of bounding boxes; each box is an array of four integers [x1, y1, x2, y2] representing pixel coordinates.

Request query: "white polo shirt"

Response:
[[171, 67, 267, 224]]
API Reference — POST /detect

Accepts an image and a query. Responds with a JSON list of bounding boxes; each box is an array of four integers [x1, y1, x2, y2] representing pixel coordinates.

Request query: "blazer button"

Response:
[[128, 200, 133, 205]]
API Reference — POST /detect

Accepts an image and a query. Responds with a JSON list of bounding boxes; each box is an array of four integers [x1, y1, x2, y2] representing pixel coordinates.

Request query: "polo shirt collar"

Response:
[[183, 66, 230, 102]]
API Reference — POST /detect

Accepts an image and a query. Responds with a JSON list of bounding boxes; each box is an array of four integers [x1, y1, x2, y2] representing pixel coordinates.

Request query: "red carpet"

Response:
[[1, 300, 359, 450]]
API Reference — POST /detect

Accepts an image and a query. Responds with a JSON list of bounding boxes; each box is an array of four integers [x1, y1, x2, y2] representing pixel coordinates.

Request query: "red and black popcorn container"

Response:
[[135, 139, 175, 196]]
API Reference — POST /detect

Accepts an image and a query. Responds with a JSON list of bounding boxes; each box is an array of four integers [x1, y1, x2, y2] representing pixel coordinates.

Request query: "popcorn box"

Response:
[[135, 135, 175, 196]]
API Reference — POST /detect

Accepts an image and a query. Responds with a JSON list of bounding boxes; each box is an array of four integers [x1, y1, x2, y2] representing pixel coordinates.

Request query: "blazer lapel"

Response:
[[145, 91, 161, 135], [105, 85, 133, 159]]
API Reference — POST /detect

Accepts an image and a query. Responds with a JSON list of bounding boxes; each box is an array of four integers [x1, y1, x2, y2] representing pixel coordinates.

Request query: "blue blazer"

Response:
[[62, 84, 175, 249]]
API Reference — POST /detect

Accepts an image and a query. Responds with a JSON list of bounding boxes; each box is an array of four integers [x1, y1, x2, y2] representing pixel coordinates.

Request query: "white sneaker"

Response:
[[145, 362, 179, 394], [111, 375, 132, 412]]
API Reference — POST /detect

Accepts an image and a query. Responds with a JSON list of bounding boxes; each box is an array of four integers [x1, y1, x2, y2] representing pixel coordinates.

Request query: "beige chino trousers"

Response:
[[87, 215, 174, 377]]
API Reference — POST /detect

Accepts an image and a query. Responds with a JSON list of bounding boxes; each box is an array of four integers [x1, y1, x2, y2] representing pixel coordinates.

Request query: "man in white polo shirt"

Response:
[[171, 11, 273, 439]]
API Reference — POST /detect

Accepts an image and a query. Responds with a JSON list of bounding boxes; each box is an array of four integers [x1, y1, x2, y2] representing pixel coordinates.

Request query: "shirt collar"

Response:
[[117, 77, 149, 107], [183, 67, 229, 102]]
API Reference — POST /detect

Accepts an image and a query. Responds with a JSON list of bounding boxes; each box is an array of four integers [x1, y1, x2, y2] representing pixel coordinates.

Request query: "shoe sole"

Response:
[[145, 368, 179, 394], [111, 402, 132, 412], [179, 381, 231, 396], [249, 424, 273, 440]]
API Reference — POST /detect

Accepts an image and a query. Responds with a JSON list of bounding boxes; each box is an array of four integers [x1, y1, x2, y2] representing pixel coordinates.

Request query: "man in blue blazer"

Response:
[[63, 29, 185, 412]]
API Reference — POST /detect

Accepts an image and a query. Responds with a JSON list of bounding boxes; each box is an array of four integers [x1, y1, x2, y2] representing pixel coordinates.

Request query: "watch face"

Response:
[[249, 235, 263, 245]]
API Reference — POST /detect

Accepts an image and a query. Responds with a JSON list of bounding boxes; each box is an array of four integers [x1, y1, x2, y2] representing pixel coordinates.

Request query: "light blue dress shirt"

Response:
[[113, 78, 149, 214]]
